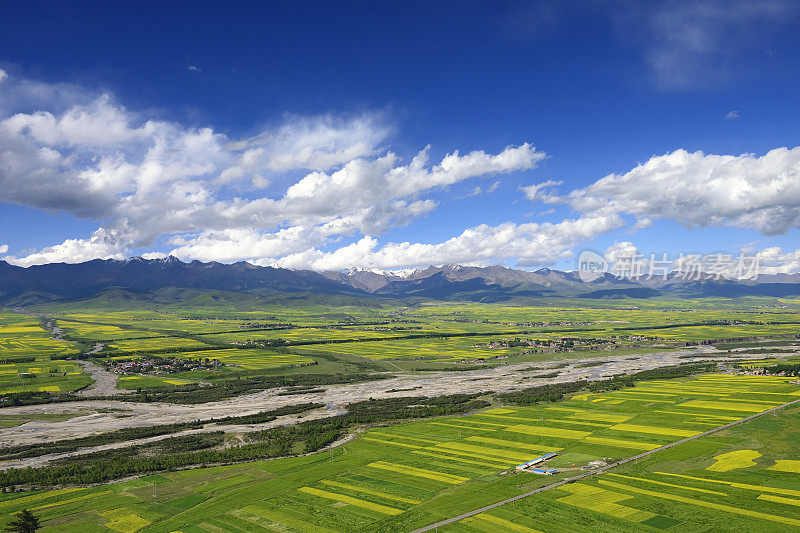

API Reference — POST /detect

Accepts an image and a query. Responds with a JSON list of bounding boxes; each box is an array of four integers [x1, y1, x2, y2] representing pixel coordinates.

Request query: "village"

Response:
[[105, 356, 222, 375]]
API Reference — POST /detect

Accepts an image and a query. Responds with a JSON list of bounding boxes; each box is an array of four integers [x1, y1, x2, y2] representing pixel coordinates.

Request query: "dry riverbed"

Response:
[[0, 345, 754, 451]]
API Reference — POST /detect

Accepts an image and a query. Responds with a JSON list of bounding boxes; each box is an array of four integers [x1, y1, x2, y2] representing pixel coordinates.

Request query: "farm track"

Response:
[[411, 397, 800, 532]]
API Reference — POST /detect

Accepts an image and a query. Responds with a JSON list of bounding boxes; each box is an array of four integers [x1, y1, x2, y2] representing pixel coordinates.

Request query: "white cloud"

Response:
[[166, 212, 621, 272], [0, 244, 8, 254], [551, 147, 800, 236], [3, 94, 155, 147], [521, 179, 562, 203], [754, 247, 800, 275], [168, 227, 317, 264], [1, 72, 546, 268], [166, 200, 437, 264], [725, 110, 740, 120], [459, 180, 501, 199], [0, 69, 7, 84], [140, 251, 167, 260], [618, 0, 798, 89], [603, 241, 640, 264], [271, 213, 623, 271], [251, 176, 270, 188], [219, 114, 391, 180], [187, 65, 202, 72], [603, 241, 655, 278], [23, 71, 800, 273], [3, 228, 127, 267]]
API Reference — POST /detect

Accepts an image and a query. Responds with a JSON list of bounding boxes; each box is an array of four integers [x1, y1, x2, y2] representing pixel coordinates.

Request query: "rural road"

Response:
[[0, 345, 770, 448], [410, 397, 800, 532]]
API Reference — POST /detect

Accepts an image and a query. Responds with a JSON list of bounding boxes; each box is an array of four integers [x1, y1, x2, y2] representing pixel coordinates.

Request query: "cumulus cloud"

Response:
[[603, 241, 640, 264], [168, 227, 318, 264], [22, 69, 800, 273], [754, 247, 800, 275], [521, 179, 562, 203], [3, 228, 127, 267], [220, 113, 391, 178], [0, 244, 8, 254], [0, 71, 548, 267], [545, 147, 800, 236], [270, 213, 623, 271]]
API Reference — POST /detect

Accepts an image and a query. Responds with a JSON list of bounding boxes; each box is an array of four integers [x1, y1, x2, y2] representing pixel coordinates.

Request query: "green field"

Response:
[[0, 360, 91, 394], [4, 300, 798, 374], [309, 336, 520, 361], [3, 373, 798, 531], [0, 313, 79, 360], [116, 375, 199, 389], [0, 313, 90, 394], [452, 381, 800, 532], [56, 320, 164, 342], [108, 349, 316, 376], [34, 305, 800, 366], [169, 348, 315, 370], [106, 337, 211, 352], [3, 302, 800, 531]]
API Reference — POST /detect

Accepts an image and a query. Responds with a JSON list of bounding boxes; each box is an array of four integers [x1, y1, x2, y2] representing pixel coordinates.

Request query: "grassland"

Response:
[[2, 373, 798, 531], [57, 322, 163, 341]]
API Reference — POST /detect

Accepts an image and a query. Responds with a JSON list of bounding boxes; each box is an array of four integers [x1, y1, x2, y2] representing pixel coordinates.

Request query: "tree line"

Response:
[[494, 362, 717, 405]]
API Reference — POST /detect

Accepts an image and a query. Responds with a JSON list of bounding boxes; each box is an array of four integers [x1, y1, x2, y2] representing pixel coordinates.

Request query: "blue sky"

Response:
[[1, 1, 799, 272]]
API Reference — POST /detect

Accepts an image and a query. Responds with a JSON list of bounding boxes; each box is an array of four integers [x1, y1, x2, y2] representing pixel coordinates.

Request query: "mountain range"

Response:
[[1, 257, 800, 306]]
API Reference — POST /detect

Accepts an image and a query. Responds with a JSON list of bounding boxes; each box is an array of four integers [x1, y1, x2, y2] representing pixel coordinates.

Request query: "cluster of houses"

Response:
[[472, 337, 610, 351], [107, 356, 221, 375]]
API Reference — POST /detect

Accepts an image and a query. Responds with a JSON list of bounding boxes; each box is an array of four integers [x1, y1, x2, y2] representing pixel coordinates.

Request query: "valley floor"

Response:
[[0, 345, 746, 447], [2, 373, 800, 532]]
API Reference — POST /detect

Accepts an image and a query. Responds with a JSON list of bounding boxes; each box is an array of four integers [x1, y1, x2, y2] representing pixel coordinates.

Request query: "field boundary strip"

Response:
[[410, 395, 800, 533]]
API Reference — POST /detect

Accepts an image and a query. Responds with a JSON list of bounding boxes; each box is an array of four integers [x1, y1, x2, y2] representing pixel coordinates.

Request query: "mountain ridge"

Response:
[[2, 256, 800, 305]]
